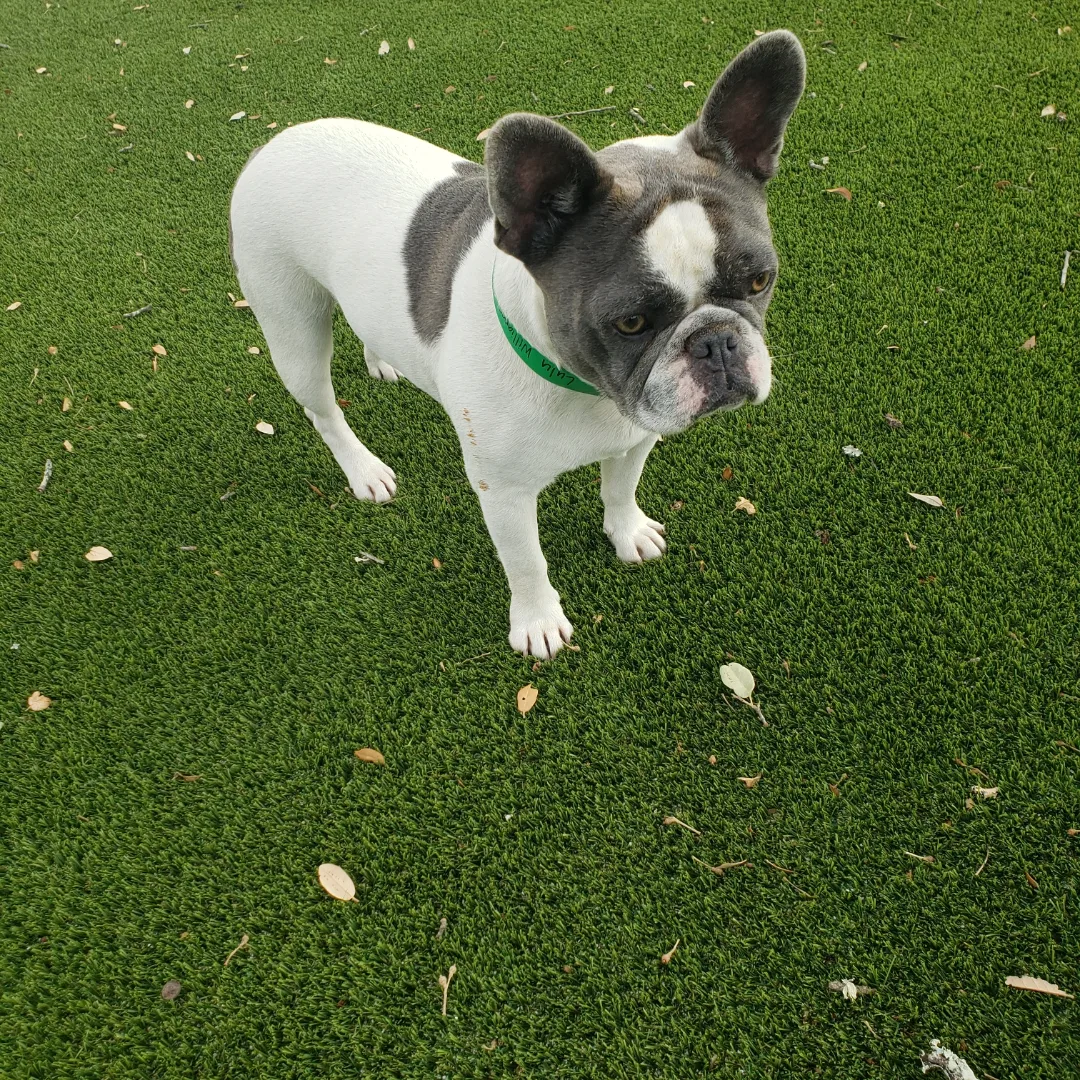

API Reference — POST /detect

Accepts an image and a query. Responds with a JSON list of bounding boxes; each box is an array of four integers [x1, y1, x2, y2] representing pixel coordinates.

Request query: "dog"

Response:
[[229, 30, 805, 658]]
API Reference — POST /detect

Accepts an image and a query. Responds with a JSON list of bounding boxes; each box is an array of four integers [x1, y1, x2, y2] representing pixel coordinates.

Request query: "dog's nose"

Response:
[[688, 330, 740, 370]]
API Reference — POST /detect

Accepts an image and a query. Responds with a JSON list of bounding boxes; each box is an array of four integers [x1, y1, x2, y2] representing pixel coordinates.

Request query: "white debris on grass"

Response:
[[919, 1040, 977, 1080]]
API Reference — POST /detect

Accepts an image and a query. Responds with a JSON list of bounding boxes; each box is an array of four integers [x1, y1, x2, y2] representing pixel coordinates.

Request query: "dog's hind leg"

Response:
[[248, 272, 397, 502], [362, 347, 402, 383]]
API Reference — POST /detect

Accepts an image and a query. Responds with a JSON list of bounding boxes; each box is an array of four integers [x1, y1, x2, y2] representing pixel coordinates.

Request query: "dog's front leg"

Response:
[[601, 433, 666, 563], [472, 482, 573, 659]]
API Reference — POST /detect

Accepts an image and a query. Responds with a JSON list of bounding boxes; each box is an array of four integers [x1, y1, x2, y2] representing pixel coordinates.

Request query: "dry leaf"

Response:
[[183, 46, 191, 54], [27, 691, 51, 712], [35, 67, 48, 75], [904, 851, 934, 864], [971, 785, 999, 799], [1005, 975, 1073, 999], [229, 111, 246, 121], [444, 85, 455, 94], [439, 964, 457, 1015], [234, 298, 250, 308], [84, 546, 113, 562], [1021, 335, 1037, 350], [721, 466, 733, 480], [254, 421, 274, 435], [737, 773, 762, 788], [663, 815, 701, 835], [247, 346, 261, 355], [1024, 869, 1039, 890], [407, 37, 415, 50], [1041, 103, 1057, 117], [842, 444, 862, 457], [317, 863, 356, 901], [63, 439, 73, 452], [185, 99, 194, 108], [161, 980, 182, 1000], [908, 492, 944, 508], [152, 343, 167, 356], [118, 400, 133, 410], [829, 979, 875, 998], [432, 557, 442, 569], [719, 662, 755, 699], [826, 186, 853, 201], [708, 755, 717, 765], [517, 683, 538, 714], [660, 939, 680, 965], [266, 122, 277, 129], [858, 60, 868, 71], [185, 150, 195, 162], [47, 345, 58, 355], [604, 85, 614, 94], [6, 301, 22, 311], [29, 550, 39, 563], [682, 80, 695, 88], [12, 560, 24, 570], [919, 1040, 976, 1080], [1069, 828, 1079, 837], [324, 57, 337, 65], [733, 497, 756, 515], [223, 933, 250, 966], [378, 40, 390, 56], [476, 128, 491, 141], [904, 532, 917, 550], [62, 396, 72, 412], [353, 747, 385, 765], [172, 772, 201, 781]]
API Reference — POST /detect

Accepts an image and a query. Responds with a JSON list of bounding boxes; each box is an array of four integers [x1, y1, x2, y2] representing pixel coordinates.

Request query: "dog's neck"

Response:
[[491, 249, 564, 368]]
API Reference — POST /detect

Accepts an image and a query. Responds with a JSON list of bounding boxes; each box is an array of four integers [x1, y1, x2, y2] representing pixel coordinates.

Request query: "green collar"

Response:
[[492, 268, 599, 396]]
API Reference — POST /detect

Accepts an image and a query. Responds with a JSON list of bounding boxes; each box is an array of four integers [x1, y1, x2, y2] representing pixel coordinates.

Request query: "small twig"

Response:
[[546, 106, 616, 120], [663, 815, 701, 836], [1062, 250, 1071, 290], [764, 859, 794, 874], [122, 304, 152, 317], [628, 107, 647, 126], [660, 939, 680, 965], [975, 846, 990, 877], [692, 855, 750, 875], [734, 695, 768, 726], [435, 917, 448, 941], [223, 933, 249, 966], [457, 651, 491, 665], [36, 459, 53, 493], [1055, 739, 1080, 753], [438, 964, 457, 1016], [354, 551, 384, 564]]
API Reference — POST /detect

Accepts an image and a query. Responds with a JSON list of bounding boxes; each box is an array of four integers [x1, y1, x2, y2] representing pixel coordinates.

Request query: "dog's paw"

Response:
[[364, 351, 402, 382], [605, 511, 666, 564], [345, 453, 397, 503], [509, 596, 573, 659]]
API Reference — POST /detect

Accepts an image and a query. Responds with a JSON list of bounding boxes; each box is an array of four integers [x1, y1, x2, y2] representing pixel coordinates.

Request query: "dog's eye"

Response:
[[614, 314, 649, 335], [750, 271, 772, 294]]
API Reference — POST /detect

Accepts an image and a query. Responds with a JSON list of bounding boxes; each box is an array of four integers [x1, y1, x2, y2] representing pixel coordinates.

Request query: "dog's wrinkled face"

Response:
[[485, 30, 805, 433]]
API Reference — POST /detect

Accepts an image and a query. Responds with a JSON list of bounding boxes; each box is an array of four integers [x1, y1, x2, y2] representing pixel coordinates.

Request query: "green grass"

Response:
[[1, 1, 1078, 1076]]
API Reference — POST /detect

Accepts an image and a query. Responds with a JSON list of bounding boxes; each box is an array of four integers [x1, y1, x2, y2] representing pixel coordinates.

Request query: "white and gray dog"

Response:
[[229, 30, 806, 658]]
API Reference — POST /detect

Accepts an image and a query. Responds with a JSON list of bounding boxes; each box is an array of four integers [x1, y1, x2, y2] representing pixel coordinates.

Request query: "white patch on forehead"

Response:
[[641, 200, 717, 307]]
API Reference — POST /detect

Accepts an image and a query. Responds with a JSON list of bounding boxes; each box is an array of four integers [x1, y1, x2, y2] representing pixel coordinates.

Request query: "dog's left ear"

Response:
[[687, 30, 806, 181], [485, 113, 612, 264]]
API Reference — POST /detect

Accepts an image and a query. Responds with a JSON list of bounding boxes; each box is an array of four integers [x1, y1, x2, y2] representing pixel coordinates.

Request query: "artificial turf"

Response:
[[1, 0, 1078, 1076]]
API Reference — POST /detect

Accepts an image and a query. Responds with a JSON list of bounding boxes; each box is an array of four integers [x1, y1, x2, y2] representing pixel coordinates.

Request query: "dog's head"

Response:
[[485, 30, 805, 434]]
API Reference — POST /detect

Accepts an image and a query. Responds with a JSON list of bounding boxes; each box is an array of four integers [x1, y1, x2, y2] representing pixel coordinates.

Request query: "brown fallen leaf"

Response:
[[324, 57, 337, 65], [432, 557, 442, 570], [161, 979, 182, 1000], [5, 301, 22, 310], [118, 401, 133, 410], [516, 683, 538, 714], [692, 855, 750, 875], [354, 747, 385, 765], [62, 396, 72, 412], [254, 421, 274, 435], [826, 186, 853, 201], [152, 343, 167, 357], [317, 863, 356, 901], [663, 815, 702, 836], [185, 99, 194, 108], [1024, 869, 1039, 890], [708, 755, 717, 765], [1067, 828, 1079, 837], [47, 345, 58, 355], [1021, 335, 1037, 350], [85, 546, 113, 562], [27, 691, 52, 711], [721, 466, 733, 481], [971, 785, 999, 799], [223, 933, 250, 966], [904, 851, 934, 864], [247, 346, 261, 355], [12, 560, 24, 570], [29, 550, 39, 563], [234, 299, 250, 308], [407, 37, 416, 50], [63, 440, 73, 452], [660, 939, 680, 964], [884, 412, 903, 429], [737, 773, 762, 788], [185, 150, 196, 162], [444, 85, 455, 94], [1005, 975, 1073, 999], [733, 497, 756, 515], [172, 772, 201, 782], [482, 1039, 499, 1051], [857, 60, 868, 71]]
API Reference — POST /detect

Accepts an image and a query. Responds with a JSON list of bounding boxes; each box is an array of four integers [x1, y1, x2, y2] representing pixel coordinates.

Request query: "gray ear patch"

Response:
[[404, 161, 493, 342]]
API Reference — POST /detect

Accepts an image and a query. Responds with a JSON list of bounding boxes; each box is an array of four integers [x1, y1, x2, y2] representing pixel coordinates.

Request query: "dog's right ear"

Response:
[[485, 114, 611, 264]]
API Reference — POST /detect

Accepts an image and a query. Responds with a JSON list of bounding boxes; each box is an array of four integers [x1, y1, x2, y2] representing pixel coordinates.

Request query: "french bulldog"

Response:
[[229, 30, 805, 658]]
